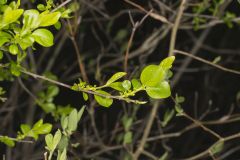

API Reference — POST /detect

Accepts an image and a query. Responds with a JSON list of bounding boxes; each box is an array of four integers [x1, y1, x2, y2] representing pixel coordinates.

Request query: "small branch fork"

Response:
[[124, 10, 152, 73]]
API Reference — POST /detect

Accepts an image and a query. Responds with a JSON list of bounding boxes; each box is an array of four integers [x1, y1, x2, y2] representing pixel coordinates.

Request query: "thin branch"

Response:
[[174, 49, 240, 75], [132, 101, 161, 159], [124, 0, 171, 24], [52, 0, 72, 12], [20, 69, 145, 104], [124, 10, 152, 73], [168, 0, 186, 56]]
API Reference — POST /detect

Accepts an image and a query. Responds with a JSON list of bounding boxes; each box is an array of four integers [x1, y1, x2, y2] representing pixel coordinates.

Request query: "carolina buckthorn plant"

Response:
[[1, 0, 239, 160]]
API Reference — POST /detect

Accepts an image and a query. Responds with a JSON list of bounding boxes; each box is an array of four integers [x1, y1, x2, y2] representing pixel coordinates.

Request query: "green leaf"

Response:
[[53, 130, 62, 149], [3, 7, 23, 25], [162, 109, 175, 127], [0, 31, 12, 46], [54, 21, 62, 30], [61, 116, 68, 131], [18, 35, 35, 50], [123, 131, 132, 144], [0, 136, 15, 147], [77, 106, 85, 122], [131, 79, 141, 90], [82, 92, 88, 101], [212, 56, 221, 64], [67, 109, 78, 132], [45, 133, 54, 151], [140, 65, 165, 87], [146, 81, 171, 99], [37, 4, 45, 11], [22, 9, 40, 30], [20, 124, 31, 135], [57, 135, 69, 151], [105, 72, 126, 86], [33, 123, 52, 134], [40, 103, 56, 113], [28, 130, 39, 140], [109, 82, 125, 91], [122, 80, 131, 91], [159, 56, 175, 70], [94, 90, 113, 107], [58, 148, 67, 160], [47, 85, 59, 98], [32, 29, 54, 47], [10, 62, 21, 76], [33, 119, 43, 129], [175, 104, 183, 115], [9, 44, 18, 55], [210, 140, 224, 155], [123, 118, 133, 131], [39, 11, 61, 27]]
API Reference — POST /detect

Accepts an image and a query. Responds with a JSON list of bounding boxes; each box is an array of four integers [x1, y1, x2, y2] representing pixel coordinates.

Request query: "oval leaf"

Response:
[[140, 65, 165, 87], [94, 90, 113, 108], [39, 12, 61, 27], [159, 56, 175, 70], [146, 81, 171, 99], [67, 109, 78, 132], [32, 29, 54, 47], [106, 72, 126, 86]]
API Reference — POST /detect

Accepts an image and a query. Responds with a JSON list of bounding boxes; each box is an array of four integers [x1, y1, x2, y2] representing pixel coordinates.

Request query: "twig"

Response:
[[124, 10, 152, 73], [52, 0, 72, 12], [124, 0, 171, 24], [174, 49, 240, 75], [132, 101, 161, 159], [168, 0, 186, 56], [20, 69, 145, 104], [182, 112, 222, 139]]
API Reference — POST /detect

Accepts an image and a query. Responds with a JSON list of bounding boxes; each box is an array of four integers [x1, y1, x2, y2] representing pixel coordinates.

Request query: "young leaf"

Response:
[[67, 109, 78, 132], [22, 9, 40, 30], [9, 44, 19, 55], [94, 90, 113, 108], [47, 85, 59, 98], [109, 82, 125, 91], [45, 133, 54, 151], [159, 56, 175, 70], [57, 135, 69, 151], [122, 80, 131, 91], [18, 35, 35, 50], [58, 148, 67, 160], [140, 65, 165, 87], [34, 123, 52, 134], [0, 136, 15, 147], [3, 7, 23, 25], [61, 116, 68, 131], [105, 72, 126, 86], [146, 81, 171, 99], [123, 131, 132, 144], [210, 140, 224, 155], [53, 130, 62, 149], [10, 62, 21, 76], [82, 92, 88, 101], [162, 109, 175, 127], [131, 79, 141, 90], [20, 124, 31, 135], [77, 106, 85, 122], [39, 12, 61, 27], [33, 119, 43, 129], [32, 29, 54, 47]]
